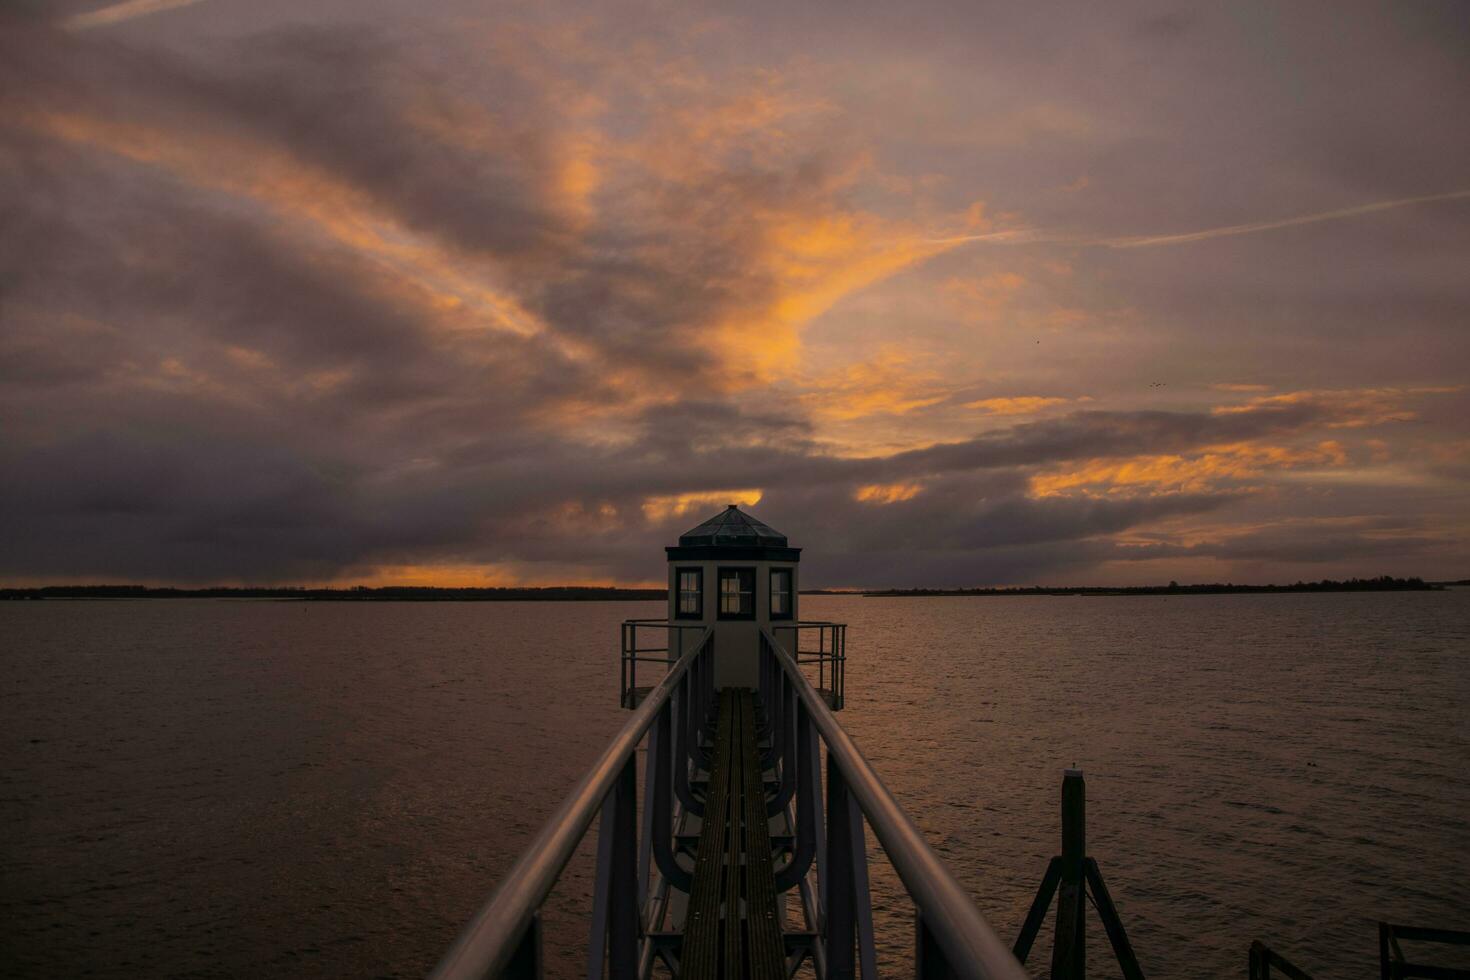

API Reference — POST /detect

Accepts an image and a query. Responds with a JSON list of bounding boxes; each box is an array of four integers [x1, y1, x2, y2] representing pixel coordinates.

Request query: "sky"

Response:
[[2, 0, 1468, 588]]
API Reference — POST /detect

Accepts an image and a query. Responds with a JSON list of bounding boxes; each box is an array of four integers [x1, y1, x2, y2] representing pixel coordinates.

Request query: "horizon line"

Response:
[[1, 574, 1454, 596]]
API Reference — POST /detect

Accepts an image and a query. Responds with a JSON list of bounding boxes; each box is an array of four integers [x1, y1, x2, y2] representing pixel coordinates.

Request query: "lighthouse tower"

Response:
[[666, 505, 800, 689]]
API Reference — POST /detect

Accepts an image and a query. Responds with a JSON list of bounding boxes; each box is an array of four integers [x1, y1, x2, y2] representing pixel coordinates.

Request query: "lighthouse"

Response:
[[665, 504, 800, 688]]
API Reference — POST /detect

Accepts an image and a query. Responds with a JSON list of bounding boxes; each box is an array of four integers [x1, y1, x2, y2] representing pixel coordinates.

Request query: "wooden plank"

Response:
[[738, 692, 787, 980], [681, 690, 787, 979], [683, 691, 734, 980], [723, 695, 744, 979]]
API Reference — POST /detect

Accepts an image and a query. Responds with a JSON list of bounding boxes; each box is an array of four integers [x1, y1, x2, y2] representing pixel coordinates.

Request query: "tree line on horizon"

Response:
[[0, 575, 1454, 600], [0, 585, 668, 601], [857, 575, 1441, 596]]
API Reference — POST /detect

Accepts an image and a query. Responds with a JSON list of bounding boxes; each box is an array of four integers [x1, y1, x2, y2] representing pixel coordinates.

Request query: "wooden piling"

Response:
[[1051, 769, 1087, 980]]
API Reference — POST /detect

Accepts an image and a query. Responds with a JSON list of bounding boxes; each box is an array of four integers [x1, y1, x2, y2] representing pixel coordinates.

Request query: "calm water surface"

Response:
[[2, 593, 1467, 978]]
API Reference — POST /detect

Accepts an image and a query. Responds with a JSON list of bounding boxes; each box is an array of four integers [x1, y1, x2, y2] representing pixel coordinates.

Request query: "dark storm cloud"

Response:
[[0, 10, 789, 391], [0, 15, 568, 258], [1, 16, 793, 359], [1116, 516, 1450, 569], [1, 3, 1466, 586], [866, 405, 1327, 480]]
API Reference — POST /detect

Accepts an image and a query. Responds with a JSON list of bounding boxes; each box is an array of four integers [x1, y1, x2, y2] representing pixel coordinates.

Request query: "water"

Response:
[[2, 593, 1467, 978]]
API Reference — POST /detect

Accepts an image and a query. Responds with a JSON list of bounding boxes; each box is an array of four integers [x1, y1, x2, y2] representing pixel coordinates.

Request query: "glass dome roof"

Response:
[[678, 505, 788, 548]]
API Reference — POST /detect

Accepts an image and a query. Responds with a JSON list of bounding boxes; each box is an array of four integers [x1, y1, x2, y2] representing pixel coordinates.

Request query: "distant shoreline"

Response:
[[3, 576, 1459, 600], [849, 576, 1448, 597], [0, 586, 668, 601]]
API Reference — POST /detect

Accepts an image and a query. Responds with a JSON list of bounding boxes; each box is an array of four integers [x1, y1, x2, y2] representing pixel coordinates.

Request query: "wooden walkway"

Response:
[[682, 690, 785, 980]]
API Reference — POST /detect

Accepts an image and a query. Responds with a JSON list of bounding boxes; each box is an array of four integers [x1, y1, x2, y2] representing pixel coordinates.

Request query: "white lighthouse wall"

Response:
[[666, 559, 799, 689]]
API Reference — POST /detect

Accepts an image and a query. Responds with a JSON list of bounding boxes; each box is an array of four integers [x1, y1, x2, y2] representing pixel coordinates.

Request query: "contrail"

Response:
[[921, 229, 1049, 246], [1104, 188, 1470, 248], [63, 0, 209, 31], [927, 188, 1470, 250]]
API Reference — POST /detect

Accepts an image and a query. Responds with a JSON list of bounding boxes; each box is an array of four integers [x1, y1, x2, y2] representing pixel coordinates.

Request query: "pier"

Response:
[[430, 507, 1027, 978], [431, 617, 1025, 979]]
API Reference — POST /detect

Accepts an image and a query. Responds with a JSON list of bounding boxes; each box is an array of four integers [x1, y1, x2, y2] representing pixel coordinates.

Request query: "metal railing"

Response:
[[757, 626, 1029, 980], [431, 628, 716, 980], [772, 620, 847, 710], [1379, 923, 1470, 979], [619, 619, 706, 708], [1249, 941, 1314, 979], [620, 619, 845, 711]]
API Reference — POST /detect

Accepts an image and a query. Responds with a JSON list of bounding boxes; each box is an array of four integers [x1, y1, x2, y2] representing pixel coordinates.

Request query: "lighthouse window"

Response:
[[675, 568, 702, 619], [717, 567, 755, 619], [770, 569, 793, 620]]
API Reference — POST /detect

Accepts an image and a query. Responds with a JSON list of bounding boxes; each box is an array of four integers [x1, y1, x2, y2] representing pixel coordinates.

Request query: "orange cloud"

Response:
[[642, 489, 763, 523], [23, 110, 557, 347], [332, 562, 526, 588], [15, 23, 990, 436], [752, 212, 955, 374], [963, 395, 1071, 415], [854, 482, 923, 504], [331, 561, 656, 589], [943, 271, 1027, 320], [797, 348, 948, 421], [1031, 441, 1350, 497], [1211, 387, 1462, 427]]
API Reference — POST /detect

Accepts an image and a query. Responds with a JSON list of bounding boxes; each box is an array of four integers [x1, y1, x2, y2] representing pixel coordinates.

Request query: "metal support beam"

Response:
[[586, 758, 639, 979], [650, 700, 692, 893], [673, 673, 703, 816], [775, 700, 817, 891], [637, 718, 657, 910], [587, 800, 615, 978], [848, 790, 878, 980], [607, 757, 639, 979], [918, 908, 960, 979], [769, 680, 798, 816], [506, 913, 543, 980], [826, 758, 857, 979]]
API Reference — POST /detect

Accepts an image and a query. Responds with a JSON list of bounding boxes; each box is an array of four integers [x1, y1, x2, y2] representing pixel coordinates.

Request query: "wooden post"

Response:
[[1013, 857, 1061, 963], [1016, 769, 1144, 979], [1051, 769, 1086, 980], [1086, 859, 1144, 980]]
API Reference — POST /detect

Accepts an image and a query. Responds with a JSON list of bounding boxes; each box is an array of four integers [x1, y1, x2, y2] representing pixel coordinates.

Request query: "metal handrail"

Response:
[[431, 628, 712, 980], [620, 620, 707, 708], [761, 627, 1030, 980], [772, 620, 846, 709]]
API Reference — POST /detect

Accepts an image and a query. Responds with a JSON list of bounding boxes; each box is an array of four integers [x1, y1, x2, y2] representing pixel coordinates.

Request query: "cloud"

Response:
[[643, 488, 763, 523], [2, 4, 1468, 588], [62, 0, 209, 31], [1029, 441, 1349, 497], [854, 482, 923, 504], [963, 396, 1071, 416], [1102, 189, 1470, 249], [796, 348, 951, 421], [1116, 515, 1452, 567], [923, 189, 1470, 252], [1211, 387, 1459, 428]]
